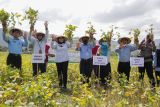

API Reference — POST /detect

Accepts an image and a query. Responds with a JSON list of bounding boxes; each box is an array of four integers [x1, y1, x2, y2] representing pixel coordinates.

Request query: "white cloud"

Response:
[[0, 0, 160, 40]]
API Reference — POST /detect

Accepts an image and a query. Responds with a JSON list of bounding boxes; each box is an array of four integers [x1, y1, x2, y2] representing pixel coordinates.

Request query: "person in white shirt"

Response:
[[28, 21, 49, 76], [51, 35, 71, 89]]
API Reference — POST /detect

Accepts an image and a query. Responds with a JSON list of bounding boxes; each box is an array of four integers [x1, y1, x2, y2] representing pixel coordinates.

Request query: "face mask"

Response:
[[83, 40, 88, 45], [101, 42, 107, 46], [58, 41, 65, 44]]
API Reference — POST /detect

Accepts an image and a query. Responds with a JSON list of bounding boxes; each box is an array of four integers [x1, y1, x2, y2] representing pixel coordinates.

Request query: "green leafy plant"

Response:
[[100, 25, 118, 43], [145, 24, 154, 40], [85, 22, 96, 37], [9, 12, 24, 28], [131, 28, 140, 45], [0, 53, 160, 106], [63, 24, 77, 42], [0, 9, 10, 33], [24, 7, 38, 33]]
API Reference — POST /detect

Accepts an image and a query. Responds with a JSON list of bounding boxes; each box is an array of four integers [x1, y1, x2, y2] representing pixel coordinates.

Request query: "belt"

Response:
[[9, 53, 21, 56], [81, 58, 92, 61]]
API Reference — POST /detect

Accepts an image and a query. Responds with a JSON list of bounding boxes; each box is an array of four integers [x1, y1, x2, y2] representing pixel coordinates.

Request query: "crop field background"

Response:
[[0, 52, 160, 107]]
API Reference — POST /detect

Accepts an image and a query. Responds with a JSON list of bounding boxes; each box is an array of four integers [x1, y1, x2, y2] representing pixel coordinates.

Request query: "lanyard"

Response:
[[38, 41, 42, 54]]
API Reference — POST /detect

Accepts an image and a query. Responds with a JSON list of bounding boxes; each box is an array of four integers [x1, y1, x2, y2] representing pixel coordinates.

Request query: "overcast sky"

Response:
[[0, 0, 160, 40]]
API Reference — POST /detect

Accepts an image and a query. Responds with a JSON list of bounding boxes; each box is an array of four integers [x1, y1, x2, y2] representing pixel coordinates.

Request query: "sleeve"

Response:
[[22, 37, 28, 47], [129, 44, 138, 52], [51, 41, 57, 49], [66, 41, 71, 48], [43, 29, 49, 42], [115, 46, 120, 53], [2, 32, 9, 43], [28, 34, 36, 44], [139, 40, 145, 49]]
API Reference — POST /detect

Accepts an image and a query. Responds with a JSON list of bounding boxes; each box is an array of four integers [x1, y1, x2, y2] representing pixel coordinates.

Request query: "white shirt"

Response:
[[51, 41, 70, 63], [29, 30, 49, 54]]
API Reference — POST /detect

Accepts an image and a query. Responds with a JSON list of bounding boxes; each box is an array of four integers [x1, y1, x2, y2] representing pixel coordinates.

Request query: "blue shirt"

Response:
[[80, 43, 94, 59], [100, 43, 109, 56], [115, 44, 137, 62], [3, 33, 28, 54]]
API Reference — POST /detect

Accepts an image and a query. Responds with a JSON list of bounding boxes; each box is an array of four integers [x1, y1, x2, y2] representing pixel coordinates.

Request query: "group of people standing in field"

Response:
[[2, 21, 160, 90]]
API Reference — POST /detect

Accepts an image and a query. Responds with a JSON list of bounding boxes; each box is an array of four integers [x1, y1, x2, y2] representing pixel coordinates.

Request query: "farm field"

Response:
[[0, 52, 160, 107]]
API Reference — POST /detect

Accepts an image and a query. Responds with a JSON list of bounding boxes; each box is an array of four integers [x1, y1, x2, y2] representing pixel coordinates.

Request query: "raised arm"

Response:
[[43, 21, 49, 42], [51, 41, 57, 49], [88, 38, 96, 48], [66, 41, 71, 48], [115, 43, 123, 53], [28, 30, 36, 44], [129, 44, 138, 52], [115, 46, 120, 53], [2, 31, 9, 43], [22, 32, 28, 47], [139, 39, 145, 49]]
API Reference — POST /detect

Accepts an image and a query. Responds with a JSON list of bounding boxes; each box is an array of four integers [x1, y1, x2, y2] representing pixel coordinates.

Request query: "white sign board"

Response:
[[93, 56, 108, 65], [32, 54, 45, 63], [130, 57, 144, 67]]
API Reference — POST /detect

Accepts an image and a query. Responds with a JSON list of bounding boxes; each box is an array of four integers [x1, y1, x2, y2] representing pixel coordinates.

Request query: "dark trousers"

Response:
[[138, 61, 155, 86], [80, 58, 92, 83], [32, 63, 46, 76], [93, 65, 99, 77], [56, 61, 69, 87], [7, 53, 22, 70], [118, 62, 130, 81], [100, 63, 111, 84], [155, 71, 160, 86]]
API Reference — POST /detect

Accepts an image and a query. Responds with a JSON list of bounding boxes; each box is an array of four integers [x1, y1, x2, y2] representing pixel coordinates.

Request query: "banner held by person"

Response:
[[93, 56, 108, 65], [32, 54, 45, 63], [130, 57, 144, 67]]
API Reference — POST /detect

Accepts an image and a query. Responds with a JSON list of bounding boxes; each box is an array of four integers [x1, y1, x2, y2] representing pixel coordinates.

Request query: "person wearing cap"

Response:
[[78, 34, 96, 83], [153, 43, 160, 87], [138, 34, 156, 88], [97, 37, 111, 86], [2, 28, 28, 70], [28, 21, 49, 76], [51, 35, 71, 89], [115, 37, 137, 83]]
